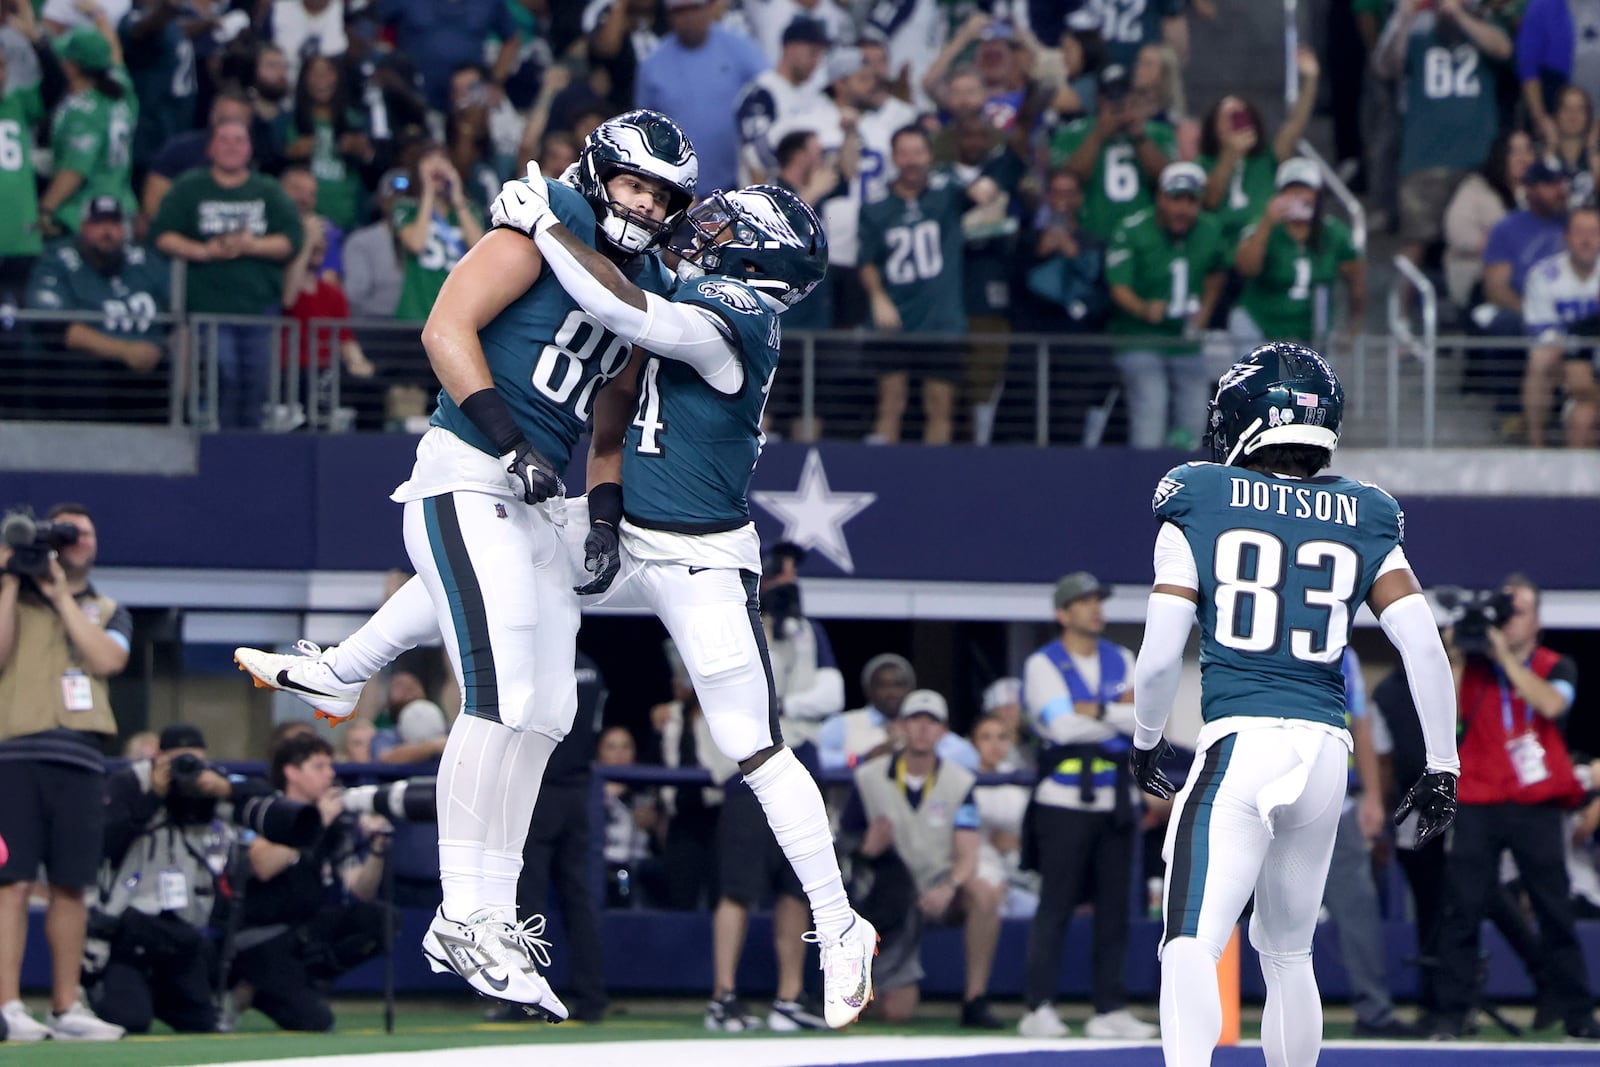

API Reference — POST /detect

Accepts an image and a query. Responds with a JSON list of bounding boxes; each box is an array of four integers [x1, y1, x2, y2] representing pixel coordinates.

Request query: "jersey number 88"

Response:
[[532, 309, 631, 421]]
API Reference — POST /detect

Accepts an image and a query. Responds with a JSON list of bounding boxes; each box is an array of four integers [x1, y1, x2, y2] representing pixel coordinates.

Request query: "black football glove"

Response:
[[1394, 770, 1458, 850], [1130, 739, 1176, 801], [574, 521, 620, 595], [502, 442, 565, 505]]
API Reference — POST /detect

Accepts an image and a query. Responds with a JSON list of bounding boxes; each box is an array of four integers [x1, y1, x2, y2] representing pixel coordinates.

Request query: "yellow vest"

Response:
[[0, 592, 119, 741]]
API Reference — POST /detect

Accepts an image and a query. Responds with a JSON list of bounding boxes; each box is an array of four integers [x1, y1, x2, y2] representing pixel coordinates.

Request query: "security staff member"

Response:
[[1018, 572, 1156, 1041]]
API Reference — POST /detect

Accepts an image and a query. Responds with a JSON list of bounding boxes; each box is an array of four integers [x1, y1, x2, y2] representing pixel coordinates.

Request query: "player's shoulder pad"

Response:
[[1354, 479, 1406, 545], [1152, 460, 1220, 521], [545, 177, 596, 240], [675, 276, 767, 317]]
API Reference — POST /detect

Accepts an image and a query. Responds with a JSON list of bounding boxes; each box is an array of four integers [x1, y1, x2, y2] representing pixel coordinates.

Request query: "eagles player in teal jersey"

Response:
[[1126, 343, 1461, 1067], [232, 111, 696, 1021], [490, 167, 880, 1030]]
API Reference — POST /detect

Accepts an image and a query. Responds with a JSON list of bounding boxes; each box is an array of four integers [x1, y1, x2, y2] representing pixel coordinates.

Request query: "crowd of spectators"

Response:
[[0, 0, 1595, 443]]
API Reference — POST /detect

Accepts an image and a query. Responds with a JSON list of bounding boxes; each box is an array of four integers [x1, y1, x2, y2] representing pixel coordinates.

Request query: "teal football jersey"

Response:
[[430, 179, 675, 469], [622, 276, 781, 531], [1152, 461, 1405, 729]]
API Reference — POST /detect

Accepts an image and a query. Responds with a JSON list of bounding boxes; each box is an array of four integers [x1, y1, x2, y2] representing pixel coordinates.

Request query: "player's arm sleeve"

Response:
[[1152, 519, 1200, 589], [1377, 592, 1461, 775], [531, 225, 746, 392], [1132, 591, 1197, 750]]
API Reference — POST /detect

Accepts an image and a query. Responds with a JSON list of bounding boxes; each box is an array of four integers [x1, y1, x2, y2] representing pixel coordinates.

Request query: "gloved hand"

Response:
[[1394, 769, 1458, 849], [1129, 738, 1176, 801], [574, 521, 620, 595], [502, 441, 564, 504], [491, 161, 556, 236]]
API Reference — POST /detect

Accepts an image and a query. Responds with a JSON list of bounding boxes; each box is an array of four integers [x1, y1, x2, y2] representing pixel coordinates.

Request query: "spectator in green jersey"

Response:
[[1105, 162, 1229, 449], [860, 124, 1001, 445], [1196, 48, 1321, 248], [1232, 158, 1366, 349], [25, 195, 171, 421], [119, 0, 201, 184], [39, 21, 137, 238], [151, 117, 302, 428], [391, 144, 482, 322], [0, 42, 45, 311], [1048, 64, 1175, 242], [284, 54, 372, 232]]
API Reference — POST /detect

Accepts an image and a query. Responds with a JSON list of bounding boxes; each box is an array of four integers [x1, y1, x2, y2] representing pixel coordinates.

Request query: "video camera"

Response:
[[166, 754, 323, 848], [341, 776, 437, 822], [1438, 588, 1517, 659], [760, 541, 807, 638], [1, 507, 80, 579]]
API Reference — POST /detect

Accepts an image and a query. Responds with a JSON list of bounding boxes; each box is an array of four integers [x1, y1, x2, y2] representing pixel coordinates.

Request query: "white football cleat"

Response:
[[234, 640, 365, 724], [804, 911, 878, 1029], [422, 908, 567, 1022]]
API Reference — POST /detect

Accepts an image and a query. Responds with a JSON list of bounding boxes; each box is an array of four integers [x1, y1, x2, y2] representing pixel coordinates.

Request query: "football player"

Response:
[[234, 111, 697, 1021], [488, 168, 879, 1030], [1127, 342, 1460, 1066]]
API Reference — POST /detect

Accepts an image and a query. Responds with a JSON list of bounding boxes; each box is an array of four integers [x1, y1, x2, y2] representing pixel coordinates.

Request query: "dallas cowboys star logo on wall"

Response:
[[752, 449, 876, 574]]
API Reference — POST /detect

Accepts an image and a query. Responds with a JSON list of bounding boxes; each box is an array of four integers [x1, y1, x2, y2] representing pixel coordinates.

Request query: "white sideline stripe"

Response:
[[199, 1035, 1600, 1067], [205, 1035, 1134, 1067]]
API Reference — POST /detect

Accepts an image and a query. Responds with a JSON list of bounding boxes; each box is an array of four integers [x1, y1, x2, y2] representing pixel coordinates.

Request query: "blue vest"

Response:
[[1036, 638, 1131, 795]]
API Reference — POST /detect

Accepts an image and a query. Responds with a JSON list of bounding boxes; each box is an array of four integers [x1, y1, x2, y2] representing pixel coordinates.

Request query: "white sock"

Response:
[[1259, 950, 1321, 1067], [436, 713, 513, 919], [1159, 937, 1221, 1067], [482, 727, 558, 913], [744, 747, 853, 937], [326, 575, 436, 684], [482, 849, 524, 922]]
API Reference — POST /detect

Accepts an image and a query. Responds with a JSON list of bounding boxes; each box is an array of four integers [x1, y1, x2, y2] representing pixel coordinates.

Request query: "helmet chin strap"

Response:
[[674, 258, 706, 284], [1224, 417, 1263, 466], [601, 213, 655, 254]]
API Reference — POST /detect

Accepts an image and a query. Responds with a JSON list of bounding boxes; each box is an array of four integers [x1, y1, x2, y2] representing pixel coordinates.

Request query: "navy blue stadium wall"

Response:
[[22, 907, 1600, 1002], [0, 434, 1597, 587]]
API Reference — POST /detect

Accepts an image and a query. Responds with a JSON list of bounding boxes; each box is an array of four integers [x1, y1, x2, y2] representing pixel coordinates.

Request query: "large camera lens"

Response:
[[237, 795, 322, 848]]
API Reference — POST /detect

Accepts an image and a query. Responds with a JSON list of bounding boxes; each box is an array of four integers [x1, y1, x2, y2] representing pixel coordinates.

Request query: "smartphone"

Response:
[[1285, 199, 1315, 222]]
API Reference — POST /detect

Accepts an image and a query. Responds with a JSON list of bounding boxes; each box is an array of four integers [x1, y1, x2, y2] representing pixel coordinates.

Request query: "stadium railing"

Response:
[[1, 308, 1556, 449]]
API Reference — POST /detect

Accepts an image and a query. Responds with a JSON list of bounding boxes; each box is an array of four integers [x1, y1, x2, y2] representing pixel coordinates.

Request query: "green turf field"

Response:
[[2, 998, 1567, 1066]]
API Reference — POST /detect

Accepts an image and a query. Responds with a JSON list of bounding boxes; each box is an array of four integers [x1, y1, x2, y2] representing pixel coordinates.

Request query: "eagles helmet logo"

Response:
[[696, 280, 763, 315], [1216, 362, 1264, 393]]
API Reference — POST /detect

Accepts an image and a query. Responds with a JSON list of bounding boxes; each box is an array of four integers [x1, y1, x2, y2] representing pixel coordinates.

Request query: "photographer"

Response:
[[232, 734, 389, 1033], [1432, 575, 1600, 1039], [0, 503, 128, 1042], [760, 542, 845, 753], [86, 725, 232, 1034]]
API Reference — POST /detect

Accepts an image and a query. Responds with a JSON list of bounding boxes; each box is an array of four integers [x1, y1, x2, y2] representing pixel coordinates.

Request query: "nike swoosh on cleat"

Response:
[[481, 970, 510, 992], [274, 671, 342, 698]]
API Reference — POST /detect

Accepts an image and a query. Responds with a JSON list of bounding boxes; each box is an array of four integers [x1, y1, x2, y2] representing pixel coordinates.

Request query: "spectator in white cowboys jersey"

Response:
[[1521, 205, 1600, 447], [735, 15, 830, 186]]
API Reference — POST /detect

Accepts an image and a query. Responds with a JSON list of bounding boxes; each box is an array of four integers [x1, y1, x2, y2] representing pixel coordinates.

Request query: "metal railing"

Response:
[[1387, 256, 1439, 448], [0, 308, 184, 425]]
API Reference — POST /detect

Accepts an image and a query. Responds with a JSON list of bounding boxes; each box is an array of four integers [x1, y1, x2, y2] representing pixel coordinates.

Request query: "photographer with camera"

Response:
[[87, 725, 234, 1034], [1431, 575, 1600, 1039], [231, 733, 391, 1032], [0, 503, 129, 1042]]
